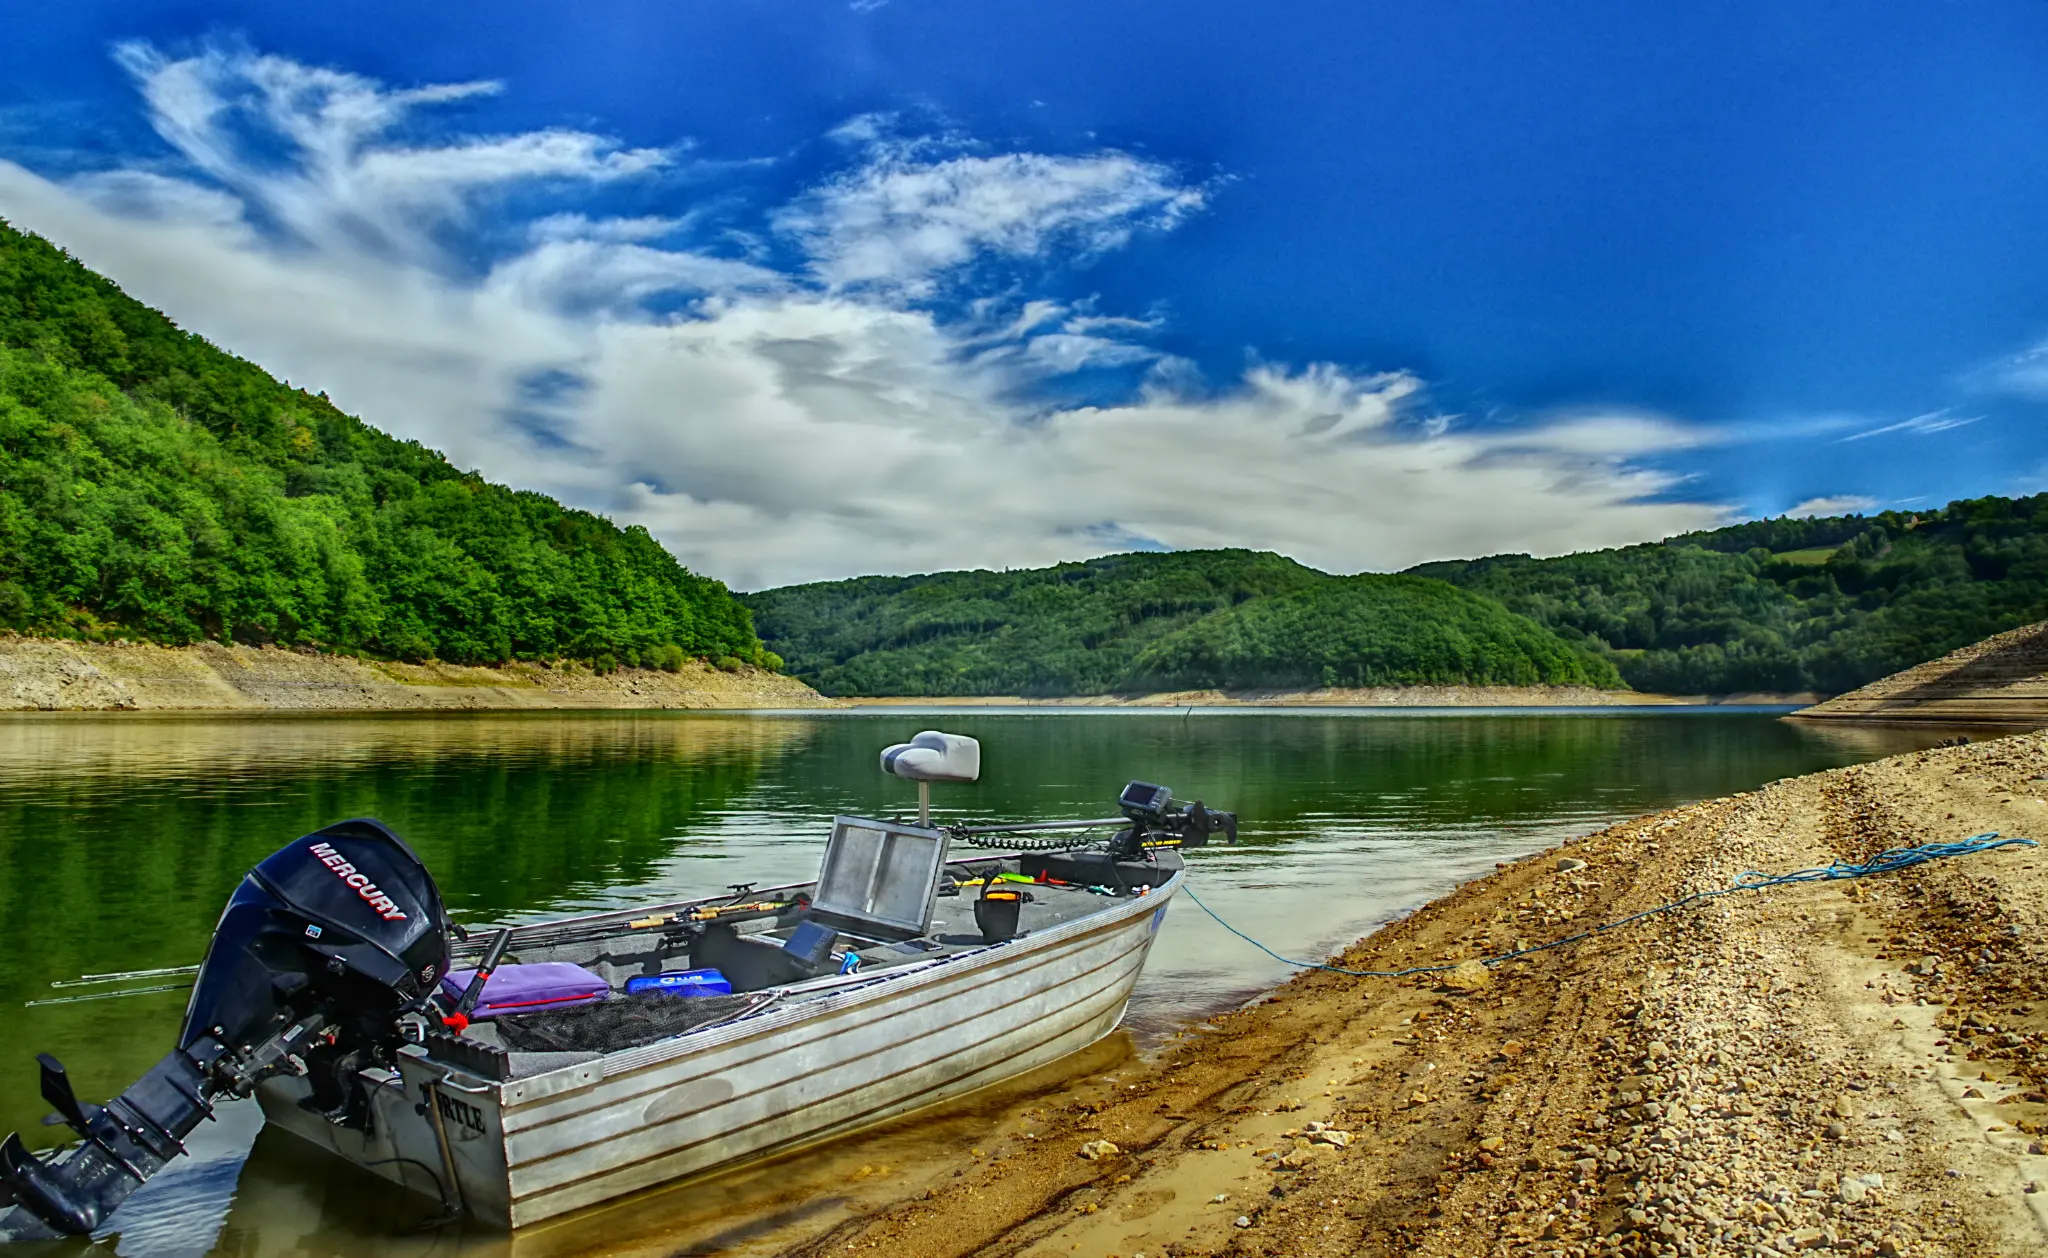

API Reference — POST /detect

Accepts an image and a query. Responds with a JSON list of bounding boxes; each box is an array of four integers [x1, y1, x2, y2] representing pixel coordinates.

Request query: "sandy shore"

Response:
[[841, 686, 1820, 709], [717, 732, 2048, 1258], [0, 635, 832, 711]]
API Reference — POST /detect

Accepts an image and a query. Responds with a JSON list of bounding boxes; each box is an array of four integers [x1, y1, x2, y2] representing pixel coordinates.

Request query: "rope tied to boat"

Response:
[[1182, 831, 2038, 980]]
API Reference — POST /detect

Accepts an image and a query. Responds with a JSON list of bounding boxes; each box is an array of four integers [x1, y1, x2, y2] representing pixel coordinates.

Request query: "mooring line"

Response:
[[1182, 831, 2037, 979]]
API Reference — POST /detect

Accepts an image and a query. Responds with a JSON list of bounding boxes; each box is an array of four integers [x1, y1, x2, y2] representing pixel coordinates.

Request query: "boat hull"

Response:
[[258, 875, 1177, 1227]]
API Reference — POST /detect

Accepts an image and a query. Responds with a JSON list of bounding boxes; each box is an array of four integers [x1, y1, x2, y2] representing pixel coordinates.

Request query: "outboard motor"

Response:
[[0, 819, 448, 1241]]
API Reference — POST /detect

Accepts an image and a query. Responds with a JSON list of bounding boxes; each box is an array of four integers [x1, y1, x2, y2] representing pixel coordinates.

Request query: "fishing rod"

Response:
[[48, 965, 200, 989]]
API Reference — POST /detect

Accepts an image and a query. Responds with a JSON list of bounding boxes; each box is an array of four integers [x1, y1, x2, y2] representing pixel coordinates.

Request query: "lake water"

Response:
[[0, 708, 1962, 1255]]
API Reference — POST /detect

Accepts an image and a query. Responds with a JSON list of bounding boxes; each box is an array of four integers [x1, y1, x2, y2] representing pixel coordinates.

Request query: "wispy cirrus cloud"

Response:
[[1966, 338, 2048, 407], [1839, 409, 1982, 442], [0, 43, 1724, 587], [107, 40, 666, 263]]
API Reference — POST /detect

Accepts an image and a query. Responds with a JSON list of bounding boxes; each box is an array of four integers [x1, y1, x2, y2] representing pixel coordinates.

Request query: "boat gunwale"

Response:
[[450, 861, 1183, 1101], [503, 927, 1153, 1199], [498, 889, 1167, 1150]]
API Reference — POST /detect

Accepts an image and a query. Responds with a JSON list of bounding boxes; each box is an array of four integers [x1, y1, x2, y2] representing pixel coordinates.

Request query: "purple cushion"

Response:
[[439, 961, 609, 1019]]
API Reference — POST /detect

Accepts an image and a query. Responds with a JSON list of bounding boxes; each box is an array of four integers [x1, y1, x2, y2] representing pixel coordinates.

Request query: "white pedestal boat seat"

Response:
[[879, 730, 980, 783]]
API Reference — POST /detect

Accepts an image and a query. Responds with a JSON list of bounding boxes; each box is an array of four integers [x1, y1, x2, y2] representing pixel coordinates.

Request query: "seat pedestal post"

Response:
[[918, 780, 930, 827]]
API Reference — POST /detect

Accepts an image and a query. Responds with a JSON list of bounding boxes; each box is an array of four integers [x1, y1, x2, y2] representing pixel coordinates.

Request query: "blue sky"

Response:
[[5, 2, 2048, 586]]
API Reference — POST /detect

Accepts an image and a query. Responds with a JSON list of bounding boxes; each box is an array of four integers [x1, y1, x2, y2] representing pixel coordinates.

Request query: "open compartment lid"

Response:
[[808, 816, 951, 942]]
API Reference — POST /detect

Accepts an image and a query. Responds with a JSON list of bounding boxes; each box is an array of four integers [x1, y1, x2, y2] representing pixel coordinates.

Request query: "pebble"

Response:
[[1078, 1139, 1120, 1161], [1233, 1215, 1252, 1229], [1445, 960, 1492, 991], [1160, 742, 2048, 1258]]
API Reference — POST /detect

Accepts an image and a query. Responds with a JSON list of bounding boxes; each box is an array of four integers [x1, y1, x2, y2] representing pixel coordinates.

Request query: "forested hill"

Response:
[[0, 219, 773, 669], [743, 550, 1620, 696], [1410, 494, 2048, 695]]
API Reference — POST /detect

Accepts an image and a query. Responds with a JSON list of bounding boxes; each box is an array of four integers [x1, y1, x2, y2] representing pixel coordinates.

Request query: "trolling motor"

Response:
[[0, 819, 449, 1241], [992, 780, 1237, 892], [1107, 781, 1237, 861]]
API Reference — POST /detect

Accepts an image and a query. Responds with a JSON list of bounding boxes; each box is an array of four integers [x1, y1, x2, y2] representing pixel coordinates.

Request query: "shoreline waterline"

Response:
[[768, 729, 2048, 1258], [0, 710, 1999, 1255]]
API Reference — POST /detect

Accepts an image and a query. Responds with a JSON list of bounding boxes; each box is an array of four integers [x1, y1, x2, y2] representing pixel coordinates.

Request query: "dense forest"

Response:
[[1411, 493, 2048, 694], [0, 220, 773, 669], [753, 496, 2048, 699], [11, 220, 2040, 697], [744, 550, 1620, 696]]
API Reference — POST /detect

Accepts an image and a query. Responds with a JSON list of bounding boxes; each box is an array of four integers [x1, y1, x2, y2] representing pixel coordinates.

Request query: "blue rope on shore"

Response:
[[1182, 831, 2037, 980]]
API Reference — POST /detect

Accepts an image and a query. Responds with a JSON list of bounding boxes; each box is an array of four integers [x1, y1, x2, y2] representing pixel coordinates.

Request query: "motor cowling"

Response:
[[0, 819, 449, 1241], [187, 818, 449, 1064]]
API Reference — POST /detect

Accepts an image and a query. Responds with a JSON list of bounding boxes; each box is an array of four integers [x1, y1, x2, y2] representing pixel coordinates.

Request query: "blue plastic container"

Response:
[[624, 968, 733, 998]]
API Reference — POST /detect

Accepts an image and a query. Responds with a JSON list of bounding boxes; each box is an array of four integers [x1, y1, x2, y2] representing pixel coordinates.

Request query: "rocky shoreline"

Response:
[[0, 635, 832, 711], [2, 634, 1825, 714], [1795, 622, 2048, 726], [841, 686, 1819, 709], [710, 732, 2048, 1258]]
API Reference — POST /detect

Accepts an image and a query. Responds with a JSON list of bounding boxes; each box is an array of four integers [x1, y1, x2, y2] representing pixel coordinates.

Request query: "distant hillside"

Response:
[[1411, 494, 2048, 695], [744, 550, 1620, 696], [0, 220, 773, 669]]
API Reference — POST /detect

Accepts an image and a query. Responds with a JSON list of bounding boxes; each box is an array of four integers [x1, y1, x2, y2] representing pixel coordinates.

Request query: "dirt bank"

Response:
[[731, 734, 2048, 1258], [1798, 622, 2048, 726], [841, 686, 1820, 709], [0, 635, 833, 711]]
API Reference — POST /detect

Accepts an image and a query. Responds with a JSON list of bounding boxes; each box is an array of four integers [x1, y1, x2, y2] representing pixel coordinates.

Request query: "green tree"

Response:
[[0, 219, 770, 668], [745, 550, 1618, 696], [1411, 495, 2048, 694]]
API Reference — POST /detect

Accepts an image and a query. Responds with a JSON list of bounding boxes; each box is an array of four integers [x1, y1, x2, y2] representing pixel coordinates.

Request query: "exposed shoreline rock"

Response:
[[840, 685, 1821, 708], [0, 635, 834, 712], [1797, 621, 2048, 725]]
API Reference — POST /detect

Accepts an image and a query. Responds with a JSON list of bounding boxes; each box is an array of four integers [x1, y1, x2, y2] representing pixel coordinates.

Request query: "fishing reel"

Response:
[[1109, 781, 1237, 860]]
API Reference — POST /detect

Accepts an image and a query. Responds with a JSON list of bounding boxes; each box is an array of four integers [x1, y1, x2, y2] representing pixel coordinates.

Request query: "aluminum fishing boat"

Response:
[[0, 731, 1234, 1236]]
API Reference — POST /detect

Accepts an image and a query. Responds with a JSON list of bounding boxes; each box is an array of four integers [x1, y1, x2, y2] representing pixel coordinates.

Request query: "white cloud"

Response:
[[775, 125, 1209, 295], [1786, 495, 1879, 518], [529, 213, 687, 244], [0, 44, 1725, 589]]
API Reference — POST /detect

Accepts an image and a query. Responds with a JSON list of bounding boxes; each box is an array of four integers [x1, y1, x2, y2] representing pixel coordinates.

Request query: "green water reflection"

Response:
[[0, 709, 1965, 1256]]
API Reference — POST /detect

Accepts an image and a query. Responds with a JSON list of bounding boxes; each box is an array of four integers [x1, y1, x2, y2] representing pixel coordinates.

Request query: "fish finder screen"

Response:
[[1119, 781, 1172, 816]]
